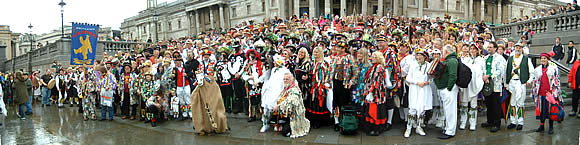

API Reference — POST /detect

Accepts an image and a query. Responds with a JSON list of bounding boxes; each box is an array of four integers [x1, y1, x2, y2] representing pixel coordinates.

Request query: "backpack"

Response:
[[455, 59, 472, 88], [339, 105, 358, 135]]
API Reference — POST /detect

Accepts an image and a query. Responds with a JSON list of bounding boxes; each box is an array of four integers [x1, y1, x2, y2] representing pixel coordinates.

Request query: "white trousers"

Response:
[[176, 85, 191, 105], [507, 80, 526, 125], [438, 85, 458, 136]]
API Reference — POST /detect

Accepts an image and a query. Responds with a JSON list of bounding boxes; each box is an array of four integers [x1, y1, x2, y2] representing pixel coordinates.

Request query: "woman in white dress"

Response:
[[459, 44, 485, 131], [404, 50, 432, 138]]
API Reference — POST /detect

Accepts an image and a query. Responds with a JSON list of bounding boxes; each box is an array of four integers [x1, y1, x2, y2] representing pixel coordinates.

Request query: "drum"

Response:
[[47, 79, 56, 89]]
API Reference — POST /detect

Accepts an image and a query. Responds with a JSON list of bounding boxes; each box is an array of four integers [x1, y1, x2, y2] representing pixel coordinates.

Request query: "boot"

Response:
[[535, 124, 545, 132], [548, 120, 554, 134], [260, 116, 270, 133], [416, 114, 426, 136], [404, 114, 414, 138], [468, 108, 477, 131], [459, 106, 468, 130]]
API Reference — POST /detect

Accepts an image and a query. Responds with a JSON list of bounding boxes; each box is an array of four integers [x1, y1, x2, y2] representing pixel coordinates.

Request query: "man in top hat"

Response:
[[228, 41, 247, 114], [505, 43, 534, 131]]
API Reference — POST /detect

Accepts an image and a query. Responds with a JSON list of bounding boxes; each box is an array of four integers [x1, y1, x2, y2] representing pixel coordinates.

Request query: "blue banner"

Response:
[[70, 23, 99, 65]]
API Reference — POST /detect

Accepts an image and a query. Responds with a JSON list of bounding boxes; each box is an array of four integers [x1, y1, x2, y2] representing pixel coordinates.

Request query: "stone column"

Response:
[[402, 0, 407, 16], [187, 12, 192, 36], [294, 0, 300, 17], [464, 0, 468, 20], [362, 0, 368, 15], [378, 0, 384, 16], [469, 0, 473, 20], [497, 0, 502, 24], [341, 0, 346, 17], [210, 6, 215, 29], [195, 10, 200, 34], [266, 0, 271, 20], [392, 0, 398, 16], [481, 0, 485, 21], [219, 5, 225, 29], [310, 0, 316, 18], [325, 0, 331, 16], [418, 0, 424, 18]]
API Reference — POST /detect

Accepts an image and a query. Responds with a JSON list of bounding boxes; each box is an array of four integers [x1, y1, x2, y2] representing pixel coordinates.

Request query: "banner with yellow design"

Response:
[[70, 22, 99, 65]]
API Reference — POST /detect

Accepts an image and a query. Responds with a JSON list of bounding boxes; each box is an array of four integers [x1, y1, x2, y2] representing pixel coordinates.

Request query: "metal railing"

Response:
[[528, 54, 570, 74]]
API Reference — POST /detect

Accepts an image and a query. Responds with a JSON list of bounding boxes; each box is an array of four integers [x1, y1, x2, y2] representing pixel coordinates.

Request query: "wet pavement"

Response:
[[1, 103, 579, 145]]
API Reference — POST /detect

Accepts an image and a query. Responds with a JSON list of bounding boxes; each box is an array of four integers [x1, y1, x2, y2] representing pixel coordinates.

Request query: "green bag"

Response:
[[561, 90, 567, 98], [339, 115, 358, 135]]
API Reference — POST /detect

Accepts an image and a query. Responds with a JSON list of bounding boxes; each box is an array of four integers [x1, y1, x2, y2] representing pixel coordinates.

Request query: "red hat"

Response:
[[540, 51, 555, 58]]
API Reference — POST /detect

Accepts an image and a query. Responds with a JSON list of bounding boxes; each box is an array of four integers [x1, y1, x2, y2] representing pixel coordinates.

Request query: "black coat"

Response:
[[184, 59, 199, 86], [552, 43, 564, 60]]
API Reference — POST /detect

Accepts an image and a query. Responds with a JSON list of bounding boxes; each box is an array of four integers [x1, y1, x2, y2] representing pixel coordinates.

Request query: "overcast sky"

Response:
[[0, 0, 575, 35]]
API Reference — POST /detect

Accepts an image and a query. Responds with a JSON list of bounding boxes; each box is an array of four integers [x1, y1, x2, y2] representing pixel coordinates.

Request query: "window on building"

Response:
[[272, 0, 276, 7], [520, 8, 524, 17], [247, 5, 251, 15], [410, 0, 416, 6], [485, 6, 488, 14], [168, 22, 171, 31], [440, 0, 444, 10], [262, 0, 266, 12], [178, 20, 181, 29], [373, 6, 378, 15], [232, 7, 237, 17], [456, 1, 461, 11], [423, 0, 428, 8]]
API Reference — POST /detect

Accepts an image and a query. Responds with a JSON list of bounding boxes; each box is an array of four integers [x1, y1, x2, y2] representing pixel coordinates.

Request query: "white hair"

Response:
[[444, 44, 456, 53]]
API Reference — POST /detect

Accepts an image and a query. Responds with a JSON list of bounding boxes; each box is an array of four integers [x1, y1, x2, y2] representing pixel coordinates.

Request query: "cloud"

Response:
[[0, 0, 174, 35]]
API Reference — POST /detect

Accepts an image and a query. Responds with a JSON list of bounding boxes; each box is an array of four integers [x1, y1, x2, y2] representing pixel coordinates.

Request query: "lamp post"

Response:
[[153, 10, 159, 42], [58, 0, 66, 38], [28, 23, 33, 73]]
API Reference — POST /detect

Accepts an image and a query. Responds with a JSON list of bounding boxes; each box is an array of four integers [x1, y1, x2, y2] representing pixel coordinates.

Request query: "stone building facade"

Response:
[[0, 25, 21, 60], [121, 0, 564, 42]]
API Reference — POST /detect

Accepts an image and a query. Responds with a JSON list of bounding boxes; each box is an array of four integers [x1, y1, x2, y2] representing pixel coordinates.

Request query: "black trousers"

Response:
[[572, 89, 580, 113], [485, 92, 502, 127], [147, 105, 160, 123], [232, 79, 247, 114], [121, 92, 137, 117]]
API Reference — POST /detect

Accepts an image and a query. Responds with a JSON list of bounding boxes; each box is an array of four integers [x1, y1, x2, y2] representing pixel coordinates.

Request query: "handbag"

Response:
[[481, 80, 494, 96], [549, 101, 565, 121]]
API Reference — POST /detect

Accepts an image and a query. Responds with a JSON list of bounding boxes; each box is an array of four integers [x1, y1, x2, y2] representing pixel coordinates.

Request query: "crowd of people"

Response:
[[506, 0, 580, 24], [0, 11, 578, 139]]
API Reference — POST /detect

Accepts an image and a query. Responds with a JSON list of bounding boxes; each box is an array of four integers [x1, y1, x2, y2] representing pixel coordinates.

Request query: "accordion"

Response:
[[428, 60, 445, 79]]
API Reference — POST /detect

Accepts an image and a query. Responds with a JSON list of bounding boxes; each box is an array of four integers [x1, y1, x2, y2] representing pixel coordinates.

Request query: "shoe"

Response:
[[144, 120, 151, 123], [416, 127, 426, 136], [481, 122, 492, 128], [535, 125, 545, 132], [569, 112, 577, 117], [42, 104, 45, 107], [130, 116, 135, 120], [20, 117, 26, 120], [282, 132, 291, 137], [99, 119, 106, 121], [490, 126, 500, 132], [548, 128, 554, 134], [577, 114, 580, 118], [404, 128, 411, 138], [368, 131, 379, 136], [384, 123, 392, 131], [459, 123, 466, 130], [70, 104, 74, 107], [247, 117, 256, 122], [16, 113, 21, 118], [121, 116, 127, 120], [469, 124, 476, 131], [506, 124, 516, 129], [26, 112, 33, 115], [151, 122, 157, 127], [516, 125, 523, 130], [334, 124, 340, 132], [438, 134, 454, 139], [260, 125, 270, 133]]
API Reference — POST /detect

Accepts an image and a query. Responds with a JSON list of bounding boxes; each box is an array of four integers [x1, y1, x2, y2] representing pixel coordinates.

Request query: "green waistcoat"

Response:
[[505, 55, 529, 84]]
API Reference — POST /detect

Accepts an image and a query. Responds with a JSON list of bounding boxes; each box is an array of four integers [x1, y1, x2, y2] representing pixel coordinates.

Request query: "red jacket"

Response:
[[568, 60, 580, 90]]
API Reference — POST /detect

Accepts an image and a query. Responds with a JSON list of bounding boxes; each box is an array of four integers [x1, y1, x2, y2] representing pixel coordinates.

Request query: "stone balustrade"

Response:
[[2, 39, 147, 72], [491, 11, 580, 48]]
